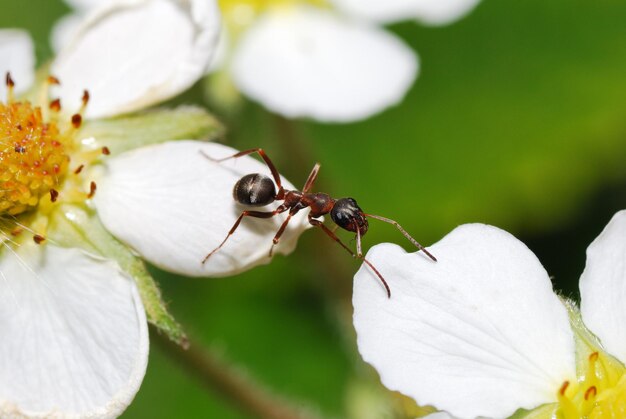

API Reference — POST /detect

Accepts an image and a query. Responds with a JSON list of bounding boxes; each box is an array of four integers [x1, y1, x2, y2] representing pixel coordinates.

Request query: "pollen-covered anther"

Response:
[[33, 234, 45, 244], [0, 99, 71, 215], [88, 181, 97, 199], [5, 72, 15, 102], [49, 188, 59, 202], [5, 73, 15, 88], [49, 98, 61, 112], [82, 90, 90, 107], [71, 113, 82, 129], [101, 146, 111, 155]]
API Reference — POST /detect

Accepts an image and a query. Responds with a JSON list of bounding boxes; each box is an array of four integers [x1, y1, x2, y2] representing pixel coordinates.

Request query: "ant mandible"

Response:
[[201, 148, 437, 298]]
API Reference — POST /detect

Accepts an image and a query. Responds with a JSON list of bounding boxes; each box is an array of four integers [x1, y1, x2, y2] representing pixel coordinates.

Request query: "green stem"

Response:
[[153, 328, 316, 419], [271, 114, 316, 181]]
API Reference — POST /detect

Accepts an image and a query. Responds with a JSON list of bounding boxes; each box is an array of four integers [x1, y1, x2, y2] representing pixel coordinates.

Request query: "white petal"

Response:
[[0, 29, 35, 98], [231, 7, 417, 122], [353, 224, 575, 419], [64, 0, 109, 11], [205, 27, 229, 74], [330, 0, 481, 26], [94, 141, 310, 277], [52, 0, 221, 119], [580, 210, 626, 362], [50, 13, 85, 54], [423, 413, 457, 419], [0, 244, 148, 417], [411, 0, 481, 25]]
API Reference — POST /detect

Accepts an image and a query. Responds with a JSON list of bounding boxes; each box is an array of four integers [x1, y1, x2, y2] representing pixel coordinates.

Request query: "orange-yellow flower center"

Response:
[[0, 101, 70, 215], [557, 352, 626, 419]]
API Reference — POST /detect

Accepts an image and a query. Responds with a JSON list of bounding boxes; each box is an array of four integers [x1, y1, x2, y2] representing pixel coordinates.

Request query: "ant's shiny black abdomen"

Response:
[[233, 173, 276, 206]]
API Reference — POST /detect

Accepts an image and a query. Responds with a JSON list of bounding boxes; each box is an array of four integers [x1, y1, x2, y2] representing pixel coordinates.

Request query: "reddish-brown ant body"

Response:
[[201, 148, 436, 297]]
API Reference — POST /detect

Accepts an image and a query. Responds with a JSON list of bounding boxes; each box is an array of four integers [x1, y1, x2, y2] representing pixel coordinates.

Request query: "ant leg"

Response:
[[309, 217, 391, 298], [364, 213, 437, 262], [302, 163, 321, 193], [200, 148, 282, 189], [269, 206, 305, 256], [355, 227, 363, 258], [202, 206, 286, 264], [268, 213, 293, 257]]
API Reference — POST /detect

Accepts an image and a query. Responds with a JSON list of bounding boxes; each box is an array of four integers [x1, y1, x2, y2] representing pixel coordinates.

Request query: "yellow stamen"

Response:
[[558, 381, 581, 419], [556, 351, 626, 419]]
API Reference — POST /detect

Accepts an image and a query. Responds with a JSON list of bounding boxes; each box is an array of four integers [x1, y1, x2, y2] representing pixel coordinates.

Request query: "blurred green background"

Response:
[[2, 0, 626, 417]]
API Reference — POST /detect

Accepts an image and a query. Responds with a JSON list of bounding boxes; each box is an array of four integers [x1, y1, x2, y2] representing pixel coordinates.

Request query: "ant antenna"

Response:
[[365, 214, 436, 261], [198, 149, 216, 161], [362, 257, 391, 298]]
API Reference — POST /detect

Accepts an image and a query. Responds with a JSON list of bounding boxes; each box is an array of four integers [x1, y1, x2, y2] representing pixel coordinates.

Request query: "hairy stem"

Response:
[[153, 329, 315, 419]]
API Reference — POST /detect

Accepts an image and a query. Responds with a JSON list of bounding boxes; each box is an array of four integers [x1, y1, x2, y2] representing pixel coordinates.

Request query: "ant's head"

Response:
[[331, 198, 368, 235], [233, 173, 276, 206]]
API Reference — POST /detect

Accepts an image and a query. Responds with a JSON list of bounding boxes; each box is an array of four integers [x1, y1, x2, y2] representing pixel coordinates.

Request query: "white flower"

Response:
[[330, 0, 482, 26], [0, 244, 149, 419], [55, 0, 480, 123], [225, 5, 417, 122], [217, 0, 481, 122], [0, 1, 307, 417], [353, 210, 626, 418], [51, 0, 220, 119]]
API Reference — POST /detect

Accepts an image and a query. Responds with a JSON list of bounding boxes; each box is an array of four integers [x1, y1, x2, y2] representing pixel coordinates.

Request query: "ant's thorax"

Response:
[[281, 190, 335, 218]]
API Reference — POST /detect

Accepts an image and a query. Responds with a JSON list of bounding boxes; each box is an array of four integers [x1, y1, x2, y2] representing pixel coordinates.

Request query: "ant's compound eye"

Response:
[[233, 173, 277, 206]]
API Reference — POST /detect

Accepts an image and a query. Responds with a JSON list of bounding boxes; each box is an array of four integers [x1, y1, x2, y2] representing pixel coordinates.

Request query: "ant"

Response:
[[201, 148, 436, 298]]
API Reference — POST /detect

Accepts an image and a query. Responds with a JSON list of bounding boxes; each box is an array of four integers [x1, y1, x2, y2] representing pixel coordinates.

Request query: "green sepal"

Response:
[[509, 403, 557, 419], [80, 106, 224, 156], [48, 204, 188, 348], [344, 378, 398, 419], [560, 297, 625, 383]]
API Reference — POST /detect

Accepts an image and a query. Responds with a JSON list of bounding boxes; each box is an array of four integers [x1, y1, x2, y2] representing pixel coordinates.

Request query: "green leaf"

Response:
[[48, 204, 187, 347], [80, 106, 224, 156]]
